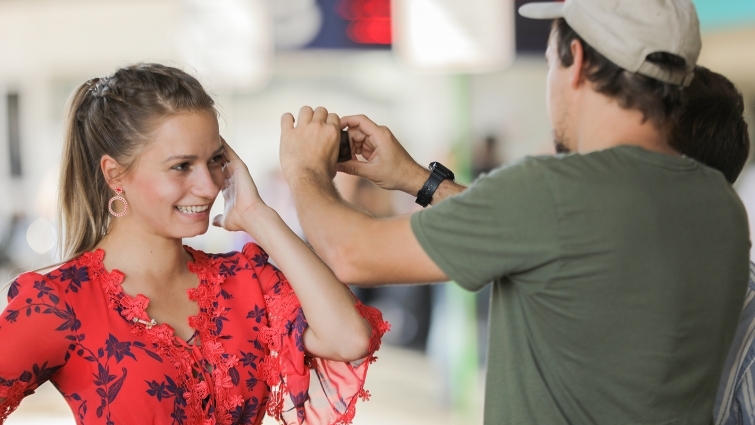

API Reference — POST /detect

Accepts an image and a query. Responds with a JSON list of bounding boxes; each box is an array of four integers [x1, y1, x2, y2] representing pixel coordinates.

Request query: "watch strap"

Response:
[[416, 162, 453, 207]]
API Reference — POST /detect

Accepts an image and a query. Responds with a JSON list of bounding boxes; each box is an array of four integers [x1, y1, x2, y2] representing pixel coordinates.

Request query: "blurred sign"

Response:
[[180, 0, 272, 91], [305, 0, 391, 48], [392, 0, 515, 73], [337, 0, 391, 44]]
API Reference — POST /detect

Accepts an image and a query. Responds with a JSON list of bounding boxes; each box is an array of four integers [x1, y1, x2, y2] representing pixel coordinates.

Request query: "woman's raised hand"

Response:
[[212, 138, 265, 232]]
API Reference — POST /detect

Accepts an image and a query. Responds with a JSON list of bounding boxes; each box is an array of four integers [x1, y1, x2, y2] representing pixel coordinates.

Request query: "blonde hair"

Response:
[[58, 63, 216, 260]]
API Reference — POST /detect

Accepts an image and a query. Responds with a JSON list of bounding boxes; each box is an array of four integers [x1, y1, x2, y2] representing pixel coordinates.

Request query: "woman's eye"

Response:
[[172, 162, 190, 171], [209, 154, 224, 164]]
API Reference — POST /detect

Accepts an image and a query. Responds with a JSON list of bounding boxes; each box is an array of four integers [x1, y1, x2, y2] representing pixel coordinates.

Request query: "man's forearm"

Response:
[[286, 169, 449, 285], [287, 170, 373, 281]]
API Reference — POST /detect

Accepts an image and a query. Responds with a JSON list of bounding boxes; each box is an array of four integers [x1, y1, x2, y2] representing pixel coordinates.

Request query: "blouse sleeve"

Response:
[[0, 272, 73, 422], [241, 243, 390, 425]]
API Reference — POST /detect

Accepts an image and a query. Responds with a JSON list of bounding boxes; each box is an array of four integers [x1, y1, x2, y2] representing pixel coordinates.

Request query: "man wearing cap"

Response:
[[278, 0, 750, 423]]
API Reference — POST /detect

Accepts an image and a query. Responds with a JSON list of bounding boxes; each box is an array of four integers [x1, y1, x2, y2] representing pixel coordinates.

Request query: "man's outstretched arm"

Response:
[[279, 106, 449, 286]]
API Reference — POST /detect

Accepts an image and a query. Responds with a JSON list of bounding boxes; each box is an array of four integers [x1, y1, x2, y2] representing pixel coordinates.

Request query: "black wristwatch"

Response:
[[416, 162, 455, 207]]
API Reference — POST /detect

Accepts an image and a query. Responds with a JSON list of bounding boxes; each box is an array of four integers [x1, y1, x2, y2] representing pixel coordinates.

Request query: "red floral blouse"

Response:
[[0, 243, 389, 425]]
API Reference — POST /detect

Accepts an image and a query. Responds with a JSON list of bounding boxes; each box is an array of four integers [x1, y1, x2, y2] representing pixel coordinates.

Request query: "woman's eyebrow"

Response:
[[163, 146, 224, 163]]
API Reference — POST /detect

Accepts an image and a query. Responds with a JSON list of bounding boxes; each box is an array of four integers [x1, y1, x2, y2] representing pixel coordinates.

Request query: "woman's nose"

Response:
[[192, 166, 221, 198]]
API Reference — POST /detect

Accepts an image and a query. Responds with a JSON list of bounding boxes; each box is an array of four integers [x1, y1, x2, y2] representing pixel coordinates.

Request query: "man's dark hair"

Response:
[[553, 18, 687, 129], [670, 66, 750, 184]]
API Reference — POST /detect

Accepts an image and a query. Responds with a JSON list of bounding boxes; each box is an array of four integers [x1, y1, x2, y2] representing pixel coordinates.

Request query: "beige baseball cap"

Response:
[[519, 0, 701, 86]]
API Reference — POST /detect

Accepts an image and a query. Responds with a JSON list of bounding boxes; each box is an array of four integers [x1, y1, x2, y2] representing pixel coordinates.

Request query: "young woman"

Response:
[[0, 63, 388, 425]]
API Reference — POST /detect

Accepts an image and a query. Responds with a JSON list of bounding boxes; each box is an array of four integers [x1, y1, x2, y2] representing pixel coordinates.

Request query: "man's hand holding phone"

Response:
[[338, 115, 428, 196]]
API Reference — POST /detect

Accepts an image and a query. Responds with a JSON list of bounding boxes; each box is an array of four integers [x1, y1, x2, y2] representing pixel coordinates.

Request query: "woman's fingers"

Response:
[[220, 136, 241, 161]]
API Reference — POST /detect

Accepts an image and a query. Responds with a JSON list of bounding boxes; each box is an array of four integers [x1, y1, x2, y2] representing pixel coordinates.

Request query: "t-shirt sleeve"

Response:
[[411, 157, 560, 291], [241, 243, 390, 425], [1, 272, 73, 421]]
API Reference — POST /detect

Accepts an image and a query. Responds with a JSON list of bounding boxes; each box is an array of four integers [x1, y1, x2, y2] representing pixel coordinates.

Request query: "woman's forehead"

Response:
[[145, 111, 221, 157]]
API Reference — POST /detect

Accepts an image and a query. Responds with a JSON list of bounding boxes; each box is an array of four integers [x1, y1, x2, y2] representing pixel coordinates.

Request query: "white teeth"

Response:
[[176, 205, 209, 214]]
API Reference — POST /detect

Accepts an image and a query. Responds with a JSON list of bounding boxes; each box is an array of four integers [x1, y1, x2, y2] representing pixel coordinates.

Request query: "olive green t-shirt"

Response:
[[411, 146, 750, 425]]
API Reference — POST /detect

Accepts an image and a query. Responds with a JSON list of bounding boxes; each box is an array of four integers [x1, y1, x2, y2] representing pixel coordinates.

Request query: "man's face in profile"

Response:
[[545, 29, 574, 155]]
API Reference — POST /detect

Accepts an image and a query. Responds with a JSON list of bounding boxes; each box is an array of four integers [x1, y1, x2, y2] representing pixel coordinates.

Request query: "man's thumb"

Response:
[[336, 160, 366, 177]]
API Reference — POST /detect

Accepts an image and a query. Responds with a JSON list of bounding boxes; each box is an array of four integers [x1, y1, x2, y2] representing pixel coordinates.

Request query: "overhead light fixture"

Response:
[[392, 0, 515, 73], [180, 0, 273, 91]]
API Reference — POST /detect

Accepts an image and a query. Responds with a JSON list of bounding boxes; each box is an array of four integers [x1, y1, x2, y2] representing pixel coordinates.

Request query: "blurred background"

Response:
[[0, 0, 754, 423]]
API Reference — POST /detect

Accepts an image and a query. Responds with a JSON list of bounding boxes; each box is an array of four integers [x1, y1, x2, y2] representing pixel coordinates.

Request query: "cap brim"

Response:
[[518, 2, 565, 19]]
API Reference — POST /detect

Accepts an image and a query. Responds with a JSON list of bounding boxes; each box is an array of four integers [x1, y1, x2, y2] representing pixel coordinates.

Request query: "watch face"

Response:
[[429, 162, 454, 180]]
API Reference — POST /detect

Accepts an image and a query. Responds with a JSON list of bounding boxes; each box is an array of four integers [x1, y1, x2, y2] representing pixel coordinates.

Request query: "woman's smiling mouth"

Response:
[[175, 205, 210, 214]]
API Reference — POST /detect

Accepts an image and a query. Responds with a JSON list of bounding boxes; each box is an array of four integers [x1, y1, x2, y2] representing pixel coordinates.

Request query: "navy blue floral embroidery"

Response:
[[146, 380, 171, 401], [7, 280, 20, 300], [285, 309, 308, 353], [61, 391, 88, 423], [3, 279, 80, 333], [250, 254, 267, 269], [246, 305, 265, 324], [53, 265, 90, 294], [245, 373, 258, 392], [219, 257, 248, 278], [105, 334, 137, 363], [230, 396, 260, 425], [215, 311, 231, 336], [239, 351, 258, 370], [145, 375, 188, 425]]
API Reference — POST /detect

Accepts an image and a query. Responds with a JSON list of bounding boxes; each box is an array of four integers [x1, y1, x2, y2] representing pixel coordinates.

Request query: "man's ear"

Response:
[[100, 155, 125, 190], [569, 39, 587, 88]]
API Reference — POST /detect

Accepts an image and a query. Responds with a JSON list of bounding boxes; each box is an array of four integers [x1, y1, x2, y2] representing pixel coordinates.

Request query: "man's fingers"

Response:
[[281, 113, 295, 130], [347, 127, 367, 144], [326, 112, 340, 127], [313, 106, 329, 122], [341, 115, 382, 137], [297, 106, 314, 126], [347, 128, 368, 156]]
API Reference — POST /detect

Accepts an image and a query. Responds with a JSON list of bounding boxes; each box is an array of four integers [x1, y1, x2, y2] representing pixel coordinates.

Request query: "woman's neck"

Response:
[[96, 220, 192, 284]]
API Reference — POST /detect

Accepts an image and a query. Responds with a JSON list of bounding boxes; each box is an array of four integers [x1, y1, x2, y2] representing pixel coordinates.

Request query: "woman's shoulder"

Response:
[[7, 252, 92, 299], [15, 252, 93, 281]]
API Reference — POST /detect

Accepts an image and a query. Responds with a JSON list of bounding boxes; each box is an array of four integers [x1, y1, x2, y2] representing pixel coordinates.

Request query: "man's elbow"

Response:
[[322, 243, 371, 285]]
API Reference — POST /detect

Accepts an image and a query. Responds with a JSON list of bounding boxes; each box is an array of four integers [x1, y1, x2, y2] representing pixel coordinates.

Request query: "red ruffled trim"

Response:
[[331, 304, 391, 425], [258, 271, 300, 418], [260, 277, 390, 425], [0, 380, 30, 422], [82, 248, 243, 425]]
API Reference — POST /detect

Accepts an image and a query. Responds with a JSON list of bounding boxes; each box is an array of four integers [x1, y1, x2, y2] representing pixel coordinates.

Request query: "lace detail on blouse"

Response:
[[81, 249, 243, 425], [0, 380, 30, 421]]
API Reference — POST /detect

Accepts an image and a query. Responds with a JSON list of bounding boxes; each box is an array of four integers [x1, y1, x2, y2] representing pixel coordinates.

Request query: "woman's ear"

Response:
[[100, 155, 125, 190]]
